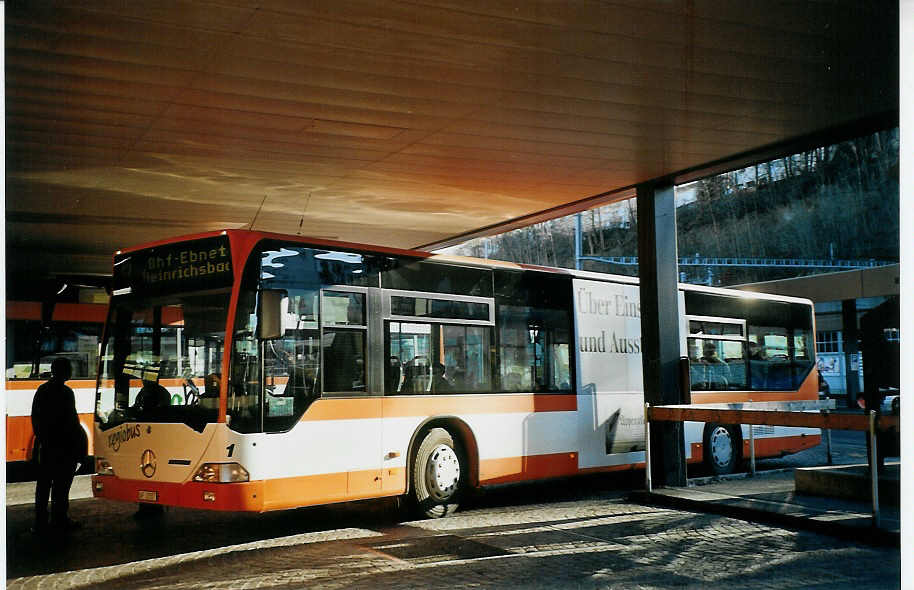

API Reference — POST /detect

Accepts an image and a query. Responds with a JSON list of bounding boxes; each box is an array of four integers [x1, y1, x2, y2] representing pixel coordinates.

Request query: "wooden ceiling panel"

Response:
[[73, 1, 256, 34], [186, 72, 478, 119], [5, 4, 225, 49], [466, 108, 781, 150], [492, 92, 802, 136], [6, 23, 217, 71], [7, 101, 155, 132], [5, 0, 897, 276]]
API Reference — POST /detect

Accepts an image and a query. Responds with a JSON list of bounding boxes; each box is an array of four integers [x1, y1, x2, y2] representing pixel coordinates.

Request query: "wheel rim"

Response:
[[427, 444, 460, 500], [709, 426, 733, 469]]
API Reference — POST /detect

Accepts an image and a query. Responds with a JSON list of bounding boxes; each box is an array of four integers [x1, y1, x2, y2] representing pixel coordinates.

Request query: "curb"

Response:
[[6, 475, 94, 507], [628, 489, 900, 548]]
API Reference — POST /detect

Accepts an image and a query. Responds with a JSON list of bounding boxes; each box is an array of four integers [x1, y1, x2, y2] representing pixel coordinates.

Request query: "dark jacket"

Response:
[[31, 378, 82, 465]]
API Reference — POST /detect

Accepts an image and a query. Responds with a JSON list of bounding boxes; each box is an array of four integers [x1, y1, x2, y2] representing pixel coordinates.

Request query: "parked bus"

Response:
[[6, 298, 107, 465], [92, 230, 820, 516]]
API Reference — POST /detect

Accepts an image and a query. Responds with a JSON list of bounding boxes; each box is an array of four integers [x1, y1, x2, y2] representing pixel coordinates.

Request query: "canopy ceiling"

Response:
[[5, 1, 898, 277]]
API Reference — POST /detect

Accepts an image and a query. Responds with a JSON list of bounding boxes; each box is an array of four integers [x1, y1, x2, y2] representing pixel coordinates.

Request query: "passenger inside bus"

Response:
[[204, 373, 220, 397], [430, 362, 453, 393], [387, 356, 402, 392], [400, 356, 429, 393], [698, 341, 730, 390], [748, 341, 769, 389], [131, 378, 171, 416]]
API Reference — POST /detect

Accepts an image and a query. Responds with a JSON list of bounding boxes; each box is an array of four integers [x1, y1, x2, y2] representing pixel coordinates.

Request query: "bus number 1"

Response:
[[227, 444, 235, 458]]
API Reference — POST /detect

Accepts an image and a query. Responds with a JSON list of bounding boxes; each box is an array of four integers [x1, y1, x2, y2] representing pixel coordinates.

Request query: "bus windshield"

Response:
[[95, 291, 230, 432]]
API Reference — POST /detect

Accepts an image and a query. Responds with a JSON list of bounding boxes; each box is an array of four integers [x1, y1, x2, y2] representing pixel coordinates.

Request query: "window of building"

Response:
[[816, 330, 843, 353]]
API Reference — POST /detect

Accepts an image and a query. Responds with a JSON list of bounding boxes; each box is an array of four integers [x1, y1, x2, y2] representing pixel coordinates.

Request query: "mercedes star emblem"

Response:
[[140, 449, 157, 478]]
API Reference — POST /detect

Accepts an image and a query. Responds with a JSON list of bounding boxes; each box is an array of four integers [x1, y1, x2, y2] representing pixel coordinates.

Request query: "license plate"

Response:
[[138, 490, 158, 502]]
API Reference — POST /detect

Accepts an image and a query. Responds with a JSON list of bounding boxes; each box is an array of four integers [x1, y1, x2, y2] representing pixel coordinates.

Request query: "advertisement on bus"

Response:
[[574, 278, 646, 466]]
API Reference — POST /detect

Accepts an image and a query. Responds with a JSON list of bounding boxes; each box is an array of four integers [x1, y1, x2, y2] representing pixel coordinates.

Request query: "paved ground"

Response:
[[6, 469, 902, 590]]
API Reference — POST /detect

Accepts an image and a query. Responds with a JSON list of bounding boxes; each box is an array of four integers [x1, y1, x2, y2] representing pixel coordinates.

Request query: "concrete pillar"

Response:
[[637, 181, 687, 487]]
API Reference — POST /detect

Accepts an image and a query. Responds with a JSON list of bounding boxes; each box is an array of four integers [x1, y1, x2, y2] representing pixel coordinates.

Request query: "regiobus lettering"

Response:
[[92, 230, 822, 517]]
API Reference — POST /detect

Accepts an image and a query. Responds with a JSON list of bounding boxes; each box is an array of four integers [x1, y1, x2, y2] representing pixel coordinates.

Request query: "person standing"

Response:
[[31, 357, 84, 533]]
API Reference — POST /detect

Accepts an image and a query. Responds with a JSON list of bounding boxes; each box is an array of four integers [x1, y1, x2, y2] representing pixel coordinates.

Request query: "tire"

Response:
[[411, 428, 464, 518], [703, 423, 741, 475]]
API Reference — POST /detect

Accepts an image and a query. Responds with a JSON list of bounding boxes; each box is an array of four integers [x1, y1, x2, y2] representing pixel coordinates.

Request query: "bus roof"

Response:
[[113, 229, 812, 307]]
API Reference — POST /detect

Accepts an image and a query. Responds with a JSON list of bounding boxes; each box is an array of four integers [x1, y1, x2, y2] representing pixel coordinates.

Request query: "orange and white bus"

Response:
[[6, 299, 107, 464], [92, 230, 821, 516]]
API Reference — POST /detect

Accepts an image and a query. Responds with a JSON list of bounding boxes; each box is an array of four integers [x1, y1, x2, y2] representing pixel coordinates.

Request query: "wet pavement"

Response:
[[6, 467, 902, 589]]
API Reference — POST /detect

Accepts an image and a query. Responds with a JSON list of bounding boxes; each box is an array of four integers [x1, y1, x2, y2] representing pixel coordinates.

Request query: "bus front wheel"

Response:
[[703, 423, 741, 475], [412, 428, 464, 518]]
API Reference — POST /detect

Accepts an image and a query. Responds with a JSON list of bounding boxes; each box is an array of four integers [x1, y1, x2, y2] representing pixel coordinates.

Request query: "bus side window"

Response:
[[6, 319, 41, 379], [750, 327, 790, 390], [494, 270, 573, 393], [441, 324, 491, 392], [322, 329, 366, 393], [385, 322, 493, 394]]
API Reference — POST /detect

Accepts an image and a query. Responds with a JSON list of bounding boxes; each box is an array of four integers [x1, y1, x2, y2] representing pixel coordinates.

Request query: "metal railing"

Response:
[[579, 255, 894, 269], [644, 401, 900, 527]]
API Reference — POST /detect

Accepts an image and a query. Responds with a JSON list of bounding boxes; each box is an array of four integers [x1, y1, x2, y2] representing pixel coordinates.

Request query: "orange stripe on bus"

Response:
[[6, 301, 41, 320], [262, 472, 348, 509], [301, 398, 383, 421], [6, 413, 95, 461], [5, 379, 99, 390], [479, 452, 579, 485], [52, 303, 108, 323], [578, 462, 650, 474], [6, 301, 107, 322], [382, 393, 576, 418], [747, 434, 821, 458], [6, 416, 34, 461], [299, 394, 576, 422], [7, 378, 197, 390], [688, 433, 821, 465]]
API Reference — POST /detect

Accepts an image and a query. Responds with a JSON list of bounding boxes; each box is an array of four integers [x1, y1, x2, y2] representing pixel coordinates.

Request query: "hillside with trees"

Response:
[[443, 129, 899, 287]]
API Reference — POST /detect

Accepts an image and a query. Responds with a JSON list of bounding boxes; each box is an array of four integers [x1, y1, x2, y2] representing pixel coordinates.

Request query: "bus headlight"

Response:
[[192, 462, 250, 483], [96, 457, 115, 476]]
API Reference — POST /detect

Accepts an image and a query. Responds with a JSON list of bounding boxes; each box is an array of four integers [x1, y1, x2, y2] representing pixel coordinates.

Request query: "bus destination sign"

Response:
[[113, 235, 233, 296]]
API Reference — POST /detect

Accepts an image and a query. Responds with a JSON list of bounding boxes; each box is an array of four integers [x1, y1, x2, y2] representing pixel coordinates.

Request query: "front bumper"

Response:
[[92, 475, 265, 512]]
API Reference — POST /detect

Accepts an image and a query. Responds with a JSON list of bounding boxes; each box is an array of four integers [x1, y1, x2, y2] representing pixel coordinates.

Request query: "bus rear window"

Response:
[[685, 291, 814, 391]]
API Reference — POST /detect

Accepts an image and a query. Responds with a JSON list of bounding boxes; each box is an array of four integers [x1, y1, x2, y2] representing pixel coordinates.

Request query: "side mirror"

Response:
[[258, 289, 285, 340]]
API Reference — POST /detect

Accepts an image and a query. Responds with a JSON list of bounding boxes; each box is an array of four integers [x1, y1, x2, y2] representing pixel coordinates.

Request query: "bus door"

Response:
[[319, 287, 384, 498]]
